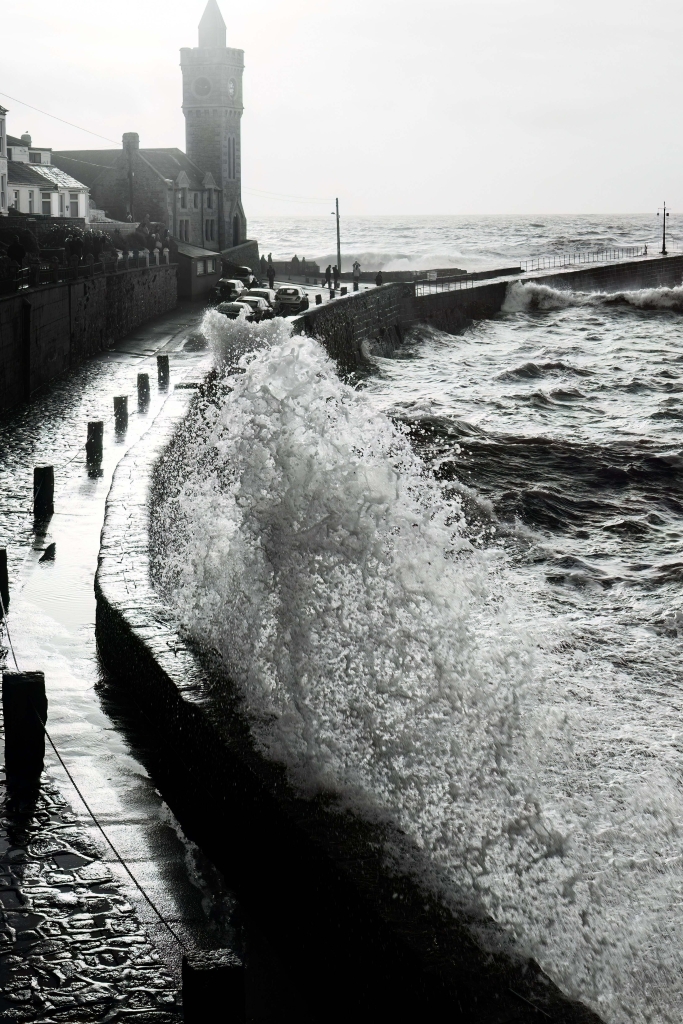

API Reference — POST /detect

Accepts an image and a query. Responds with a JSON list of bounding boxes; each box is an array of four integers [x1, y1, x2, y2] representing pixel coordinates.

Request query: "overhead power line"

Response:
[[0, 90, 120, 145]]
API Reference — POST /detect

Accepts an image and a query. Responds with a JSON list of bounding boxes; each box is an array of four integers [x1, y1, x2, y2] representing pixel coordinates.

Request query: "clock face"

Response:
[[193, 77, 211, 97], [228, 78, 236, 99]]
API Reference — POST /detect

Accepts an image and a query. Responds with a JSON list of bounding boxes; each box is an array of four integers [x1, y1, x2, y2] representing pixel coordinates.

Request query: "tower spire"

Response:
[[198, 0, 226, 48]]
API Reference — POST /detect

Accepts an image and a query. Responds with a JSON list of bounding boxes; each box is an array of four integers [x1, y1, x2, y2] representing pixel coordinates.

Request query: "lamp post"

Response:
[[657, 202, 670, 256], [332, 198, 341, 282]]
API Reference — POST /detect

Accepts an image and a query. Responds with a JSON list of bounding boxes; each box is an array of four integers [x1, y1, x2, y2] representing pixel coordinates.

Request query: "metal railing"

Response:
[[413, 245, 665, 296], [519, 245, 649, 273], [0, 250, 172, 297]]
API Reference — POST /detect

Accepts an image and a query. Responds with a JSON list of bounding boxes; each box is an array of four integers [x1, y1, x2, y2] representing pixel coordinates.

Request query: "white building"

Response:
[[0, 107, 7, 217], [7, 131, 89, 220]]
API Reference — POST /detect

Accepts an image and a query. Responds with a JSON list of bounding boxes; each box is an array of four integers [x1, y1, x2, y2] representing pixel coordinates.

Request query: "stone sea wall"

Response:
[[0, 265, 177, 414], [297, 254, 683, 367]]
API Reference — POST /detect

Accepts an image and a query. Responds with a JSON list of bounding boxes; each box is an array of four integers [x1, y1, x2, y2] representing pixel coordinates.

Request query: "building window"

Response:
[[7, 148, 12, 161], [59, 193, 65, 215], [69, 193, 79, 218], [206, 190, 212, 210], [207, 258, 216, 274], [0, 175, 5, 211], [179, 219, 190, 241], [41, 192, 52, 216], [29, 151, 42, 164], [193, 192, 199, 209], [180, 188, 187, 209], [205, 220, 215, 242], [28, 191, 34, 214], [12, 190, 19, 210], [196, 260, 206, 277]]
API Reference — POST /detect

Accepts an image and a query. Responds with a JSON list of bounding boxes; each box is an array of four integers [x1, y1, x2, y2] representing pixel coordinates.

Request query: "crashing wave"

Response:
[[153, 311, 683, 1024], [504, 280, 683, 313]]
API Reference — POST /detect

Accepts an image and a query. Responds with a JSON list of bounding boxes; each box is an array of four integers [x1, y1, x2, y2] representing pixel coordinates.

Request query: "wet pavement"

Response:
[[0, 303, 238, 1021]]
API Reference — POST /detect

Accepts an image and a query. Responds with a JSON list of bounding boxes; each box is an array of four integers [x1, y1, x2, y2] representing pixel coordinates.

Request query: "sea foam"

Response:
[[153, 310, 683, 1024]]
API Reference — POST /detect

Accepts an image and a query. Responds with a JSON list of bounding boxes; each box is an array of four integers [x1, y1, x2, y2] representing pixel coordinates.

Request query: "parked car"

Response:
[[212, 278, 247, 303], [275, 285, 310, 315], [222, 264, 260, 288], [248, 287, 277, 308], [239, 295, 275, 321], [215, 301, 253, 320]]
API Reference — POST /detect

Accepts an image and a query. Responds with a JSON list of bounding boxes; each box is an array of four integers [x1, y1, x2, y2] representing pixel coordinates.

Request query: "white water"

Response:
[[154, 311, 683, 1024]]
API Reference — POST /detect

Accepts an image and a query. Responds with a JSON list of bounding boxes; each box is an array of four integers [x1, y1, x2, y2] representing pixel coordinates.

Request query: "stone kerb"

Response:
[[94, 355, 602, 1024]]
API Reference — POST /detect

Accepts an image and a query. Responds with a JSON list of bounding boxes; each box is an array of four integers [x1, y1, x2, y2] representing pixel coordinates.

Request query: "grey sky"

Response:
[[3, 0, 681, 215]]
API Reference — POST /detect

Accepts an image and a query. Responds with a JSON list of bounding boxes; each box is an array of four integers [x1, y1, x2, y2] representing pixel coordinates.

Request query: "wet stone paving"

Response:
[[0, 777, 180, 1023], [0, 304, 227, 1022]]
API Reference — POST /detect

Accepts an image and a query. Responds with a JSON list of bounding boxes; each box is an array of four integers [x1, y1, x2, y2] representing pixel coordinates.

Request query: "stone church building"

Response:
[[52, 1, 250, 257]]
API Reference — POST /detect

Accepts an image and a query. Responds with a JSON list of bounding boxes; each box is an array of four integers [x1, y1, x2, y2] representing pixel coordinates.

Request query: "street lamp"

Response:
[[331, 198, 341, 282], [657, 202, 670, 256]]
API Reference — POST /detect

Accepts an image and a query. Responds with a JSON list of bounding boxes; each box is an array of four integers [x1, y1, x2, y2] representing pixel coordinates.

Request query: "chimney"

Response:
[[122, 132, 140, 154], [21, 132, 32, 147]]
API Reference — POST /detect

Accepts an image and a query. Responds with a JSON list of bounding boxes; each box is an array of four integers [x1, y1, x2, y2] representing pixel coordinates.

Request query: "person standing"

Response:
[[333, 265, 339, 290], [267, 263, 275, 290], [352, 260, 361, 291], [325, 264, 332, 288], [6, 235, 26, 264], [375, 270, 383, 287]]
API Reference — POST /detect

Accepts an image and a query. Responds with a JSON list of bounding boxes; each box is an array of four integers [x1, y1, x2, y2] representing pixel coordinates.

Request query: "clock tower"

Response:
[[180, 0, 247, 250]]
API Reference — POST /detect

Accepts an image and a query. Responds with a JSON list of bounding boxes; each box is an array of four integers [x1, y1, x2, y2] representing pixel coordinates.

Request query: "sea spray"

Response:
[[504, 280, 683, 313], [153, 310, 683, 1024]]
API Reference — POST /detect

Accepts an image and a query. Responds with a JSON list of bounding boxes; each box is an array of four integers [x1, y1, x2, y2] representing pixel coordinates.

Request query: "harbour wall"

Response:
[[0, 264, 177, 414], [297, 254, 683, 367]]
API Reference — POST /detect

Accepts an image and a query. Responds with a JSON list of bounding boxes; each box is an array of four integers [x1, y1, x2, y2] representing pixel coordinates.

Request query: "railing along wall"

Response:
[[414, 245, 658, 296], [0, 250, 173, 297]]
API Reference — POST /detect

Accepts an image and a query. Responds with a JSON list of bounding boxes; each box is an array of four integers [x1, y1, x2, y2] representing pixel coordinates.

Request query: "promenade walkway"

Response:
[[0, 304, 237, 1022]]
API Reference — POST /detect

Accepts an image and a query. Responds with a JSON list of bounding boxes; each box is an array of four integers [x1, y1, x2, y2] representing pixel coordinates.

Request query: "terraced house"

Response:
[[6, 130, 89, 219]]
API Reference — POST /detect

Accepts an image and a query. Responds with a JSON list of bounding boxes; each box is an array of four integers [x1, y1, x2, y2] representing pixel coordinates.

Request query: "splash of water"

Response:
[[504, 280, 683, 313], [153, 310, 683, 1024]]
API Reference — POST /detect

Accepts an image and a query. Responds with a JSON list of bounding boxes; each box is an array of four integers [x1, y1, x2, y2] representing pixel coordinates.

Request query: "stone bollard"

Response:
[[2, 671, 48, 795], [353, 281, 359, 291], [315, 294, 322, 305], [157, 355, 170, 389], [329, 285, 334, 299], [137, 373, 150, 409], [341, 286, 347, 296], [86, 421, 104, 460], [33, 466, 54, 519], [114, 396, 128, 431], [0, 548, 9, 620], [182, 950, 245, 1024]]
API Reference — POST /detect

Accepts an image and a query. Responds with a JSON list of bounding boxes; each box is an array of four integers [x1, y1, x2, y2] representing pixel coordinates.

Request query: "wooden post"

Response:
[[0, 549, 9, 620], [2, 671, 48, 794], [114, 396, 128, 431], [315, 294, 322, 305], [182, 950, 245, 1024], [33, 466, 54, 519], [157, 355, 169, 388], [341, 286, 347, 296], [86, 421, 104, 460], [137, 373, 150, 408]]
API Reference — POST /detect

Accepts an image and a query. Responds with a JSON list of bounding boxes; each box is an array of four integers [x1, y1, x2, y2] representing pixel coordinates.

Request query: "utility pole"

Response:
[[657, 202, 670, 255], [335, 198, 341, 279]]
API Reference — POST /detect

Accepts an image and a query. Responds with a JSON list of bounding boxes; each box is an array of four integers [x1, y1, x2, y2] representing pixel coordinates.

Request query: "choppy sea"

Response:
[[156, 215, 683, 1024]]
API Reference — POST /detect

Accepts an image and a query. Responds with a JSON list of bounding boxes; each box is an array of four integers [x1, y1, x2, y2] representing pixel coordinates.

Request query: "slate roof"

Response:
[[50, 151, 118, 187], [52, 147, 212, 191], [7, 161, 87, 190], [176, 242, 221, 259], [137, 149, 207, 189]]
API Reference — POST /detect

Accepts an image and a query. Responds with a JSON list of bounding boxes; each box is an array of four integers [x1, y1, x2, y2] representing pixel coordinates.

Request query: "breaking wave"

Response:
[[504, 280, 683, 313], [153, 312, 683, 1024]]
